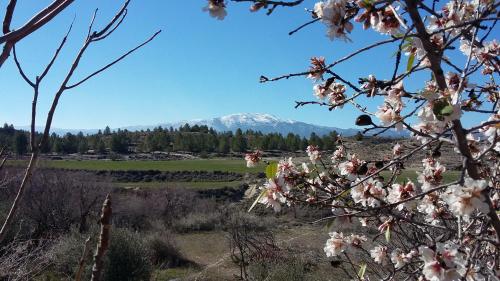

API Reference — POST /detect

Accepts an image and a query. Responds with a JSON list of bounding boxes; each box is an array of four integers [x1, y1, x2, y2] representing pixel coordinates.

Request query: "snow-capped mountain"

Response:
[[23, 113, 408, 138], [159, 113, 356, 137], [125, 113, 406, 138]]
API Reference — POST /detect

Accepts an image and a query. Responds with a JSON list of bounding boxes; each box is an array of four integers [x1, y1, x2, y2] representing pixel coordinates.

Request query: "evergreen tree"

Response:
[[96, 138, 107, 154], [231, 128, 247, 152], [13, 132, 28, 155], [110, 130, 130, 153], [218, 136, 230, 154]]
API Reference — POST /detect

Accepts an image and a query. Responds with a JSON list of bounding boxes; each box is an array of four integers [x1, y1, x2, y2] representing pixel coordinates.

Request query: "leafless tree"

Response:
[[0, 0, 75, 68], [0, 0, 160, 243]]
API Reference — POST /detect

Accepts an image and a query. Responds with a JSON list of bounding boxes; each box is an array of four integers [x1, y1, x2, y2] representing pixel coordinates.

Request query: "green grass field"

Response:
[[7, 159, 265, 173], [115, 181, 243, 189], [7, 159, 459, 187]]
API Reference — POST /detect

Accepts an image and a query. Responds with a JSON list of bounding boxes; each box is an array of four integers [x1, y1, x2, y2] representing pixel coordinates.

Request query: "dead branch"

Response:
[[75, 236, 92, 281], [90, 194, 112, 281]]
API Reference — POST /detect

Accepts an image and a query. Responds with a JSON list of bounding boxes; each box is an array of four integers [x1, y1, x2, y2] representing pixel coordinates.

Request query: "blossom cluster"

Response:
[[205, 0, 500, 279]]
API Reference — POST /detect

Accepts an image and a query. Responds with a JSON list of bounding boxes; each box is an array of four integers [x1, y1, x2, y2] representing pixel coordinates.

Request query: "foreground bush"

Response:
[[103, 228, 152, 281], [248, 258, 307, 281], [47, 228, 93, 280], [145, 233, 190, 269]]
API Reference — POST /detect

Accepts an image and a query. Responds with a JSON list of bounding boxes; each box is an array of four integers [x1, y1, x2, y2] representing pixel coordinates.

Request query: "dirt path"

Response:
[[187, 227, 321, 280]]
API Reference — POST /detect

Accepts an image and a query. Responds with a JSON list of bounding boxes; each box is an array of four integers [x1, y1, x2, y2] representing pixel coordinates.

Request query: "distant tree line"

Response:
[[0, 123, 341, 155]]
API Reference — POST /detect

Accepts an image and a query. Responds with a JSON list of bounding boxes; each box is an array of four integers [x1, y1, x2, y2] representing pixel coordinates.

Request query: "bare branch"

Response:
[[92, 0, 130, 39], [259, 38, 398, 83], [12, 45, 34, 87], [39, 21, 74, 81], [0, 0, 74, 68], [66, 30, 161, 90], [288, 18, 320, 36], [3, 0, 17, 34]]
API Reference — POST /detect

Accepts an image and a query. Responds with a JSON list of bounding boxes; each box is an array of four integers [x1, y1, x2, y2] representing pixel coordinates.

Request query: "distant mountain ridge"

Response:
[[21, 113, 408, 138]]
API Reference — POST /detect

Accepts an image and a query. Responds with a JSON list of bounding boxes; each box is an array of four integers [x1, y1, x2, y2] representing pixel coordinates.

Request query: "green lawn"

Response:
[[115, 180, 243, 189], [7, 159, 459, 184], [7, 159, 264, 173]]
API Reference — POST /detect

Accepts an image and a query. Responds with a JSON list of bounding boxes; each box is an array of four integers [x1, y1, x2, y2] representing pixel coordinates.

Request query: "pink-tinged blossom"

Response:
[[258, 176, 289, 212], [376, 82, 405, 130], [369, 6, 401, 35], [419, 242, 466, 281], [244, 150, 262, 168], [351, 178, 386, 207], [361, 74, 378, 97], [307, 57, 326, 81], [370, 245, 388, 265], [203, 0, 227, 20], [393, 143, 402, 156], [417, 193, 443, 225], [327, 83, 347, 107], [441, 178, 489, 218], [313, 82, 347, 108], [417, 158, 446, 191], [314, 0, 353, 41], [346, 234, 367, 247], [376, 101, 404, 131], [306, 145, 321, 164], [387, 180, 417, 210], [331, 145, 346, 162], [482, 111, 500, 152], [278, 157, 298, 176], [338, 153, 365, 180], [391, 249, 416, 269], [429, 0, 478, 35], [464, 39, 499, 74], [324, 232, 348, 257], [453, 134, 481, 157], [403, 37, 426, 59]]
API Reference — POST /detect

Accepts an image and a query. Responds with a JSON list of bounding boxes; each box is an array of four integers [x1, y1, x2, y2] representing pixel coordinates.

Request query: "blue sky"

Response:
[[0, 1, 487, 130]]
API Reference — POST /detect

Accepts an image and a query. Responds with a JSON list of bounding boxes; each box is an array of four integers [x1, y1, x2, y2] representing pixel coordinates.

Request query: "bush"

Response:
[[46, 227, 97, 280], [145, 233, 190, 268], [103, 228, 152, 281], [248, 258, 306, 281], [172, 212, 221, 233]]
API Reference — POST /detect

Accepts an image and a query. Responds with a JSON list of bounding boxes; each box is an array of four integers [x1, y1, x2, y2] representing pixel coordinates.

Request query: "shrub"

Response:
[[46, 227, 97, 281], [145, 233, 189, 268], [172, 212, 221, 233], [103, 228, 152, 281], [248, 258, 306, 281]]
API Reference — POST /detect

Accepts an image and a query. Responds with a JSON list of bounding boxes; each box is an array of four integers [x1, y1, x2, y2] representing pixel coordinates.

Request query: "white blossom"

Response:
[[314, 0, 353, 41], [351, 178, 386, 207], [441, 178, 489, 218], [203, 0, 227, 20], [244, 150, 262, 168], [258, 176, 290, 212], [419, 242, 466, 281], [417, 157, 446, 192], [370, 245, 388, 265], [339, 153, 365, 180], [393, 143, 402, 156], [391, 248, 416, 269], [324, 231, 348, 257], [307, 145, 321, 164], [387, 180, 417, 210]]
